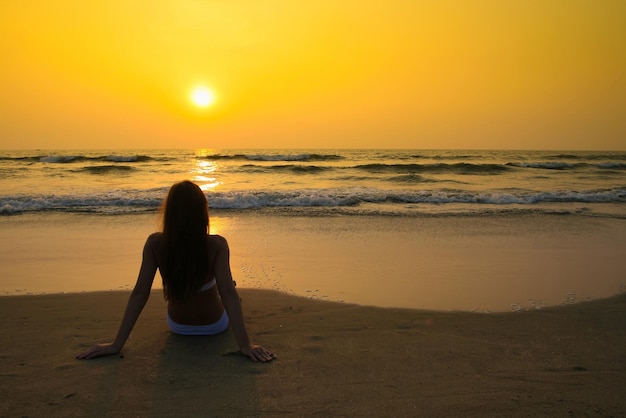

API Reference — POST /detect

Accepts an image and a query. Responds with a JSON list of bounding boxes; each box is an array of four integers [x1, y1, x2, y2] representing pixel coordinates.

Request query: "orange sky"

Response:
[[1, 1, 625, 150]]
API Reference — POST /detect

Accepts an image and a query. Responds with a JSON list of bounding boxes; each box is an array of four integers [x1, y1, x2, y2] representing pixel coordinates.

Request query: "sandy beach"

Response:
[[1, 212, 625, 416], [1, 289, 625, 417]]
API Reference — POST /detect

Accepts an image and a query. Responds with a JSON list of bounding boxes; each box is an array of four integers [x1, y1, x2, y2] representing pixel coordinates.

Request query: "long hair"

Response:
[[159, 181, 210, 303]]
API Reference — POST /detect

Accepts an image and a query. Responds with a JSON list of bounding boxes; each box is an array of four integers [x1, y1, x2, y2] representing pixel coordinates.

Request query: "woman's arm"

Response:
[[213, 236, 275, 362], [76, 234, 158, 359]]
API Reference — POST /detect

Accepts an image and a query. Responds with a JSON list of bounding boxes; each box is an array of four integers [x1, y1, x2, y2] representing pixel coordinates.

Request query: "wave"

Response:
[[0, 154, 159, 164], [507, 161, 626, 170], [74, 165, 136, 174], [199, 153, 344, 162], [545, 153, 626, 161], [355, 163, 511, 175], [412, 153, 488, 160], [231, 162, 512, 175], [105, 155, 153, 163], [386, 174, 438, 183], [376, 151, 626, 162], [216, 160, 626, 175], [506, 162, 585, 170], [596, 162, 626, 170], [39, 155, 84, 163], [0, 191, 164, 215], [2, 187, 623, 215], [350, 161, 626, 174], [240, 164, 331, 174]]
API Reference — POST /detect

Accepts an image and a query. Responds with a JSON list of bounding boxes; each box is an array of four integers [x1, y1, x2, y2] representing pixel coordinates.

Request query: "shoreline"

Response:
[[1, 289, 625, 416], [1, 286, 624, 315]]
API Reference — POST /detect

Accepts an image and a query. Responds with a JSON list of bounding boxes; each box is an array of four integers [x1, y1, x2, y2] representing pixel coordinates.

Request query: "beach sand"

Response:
[[1, 212, 625, 416], [1, 289, 625, 417]]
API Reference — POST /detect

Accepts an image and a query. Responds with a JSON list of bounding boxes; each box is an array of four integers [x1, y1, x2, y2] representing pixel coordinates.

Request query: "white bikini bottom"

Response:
[[166, 310, 229, 336]]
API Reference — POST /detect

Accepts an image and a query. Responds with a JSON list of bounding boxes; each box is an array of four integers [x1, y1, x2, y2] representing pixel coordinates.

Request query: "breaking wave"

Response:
[[2, 188, 624, 216]]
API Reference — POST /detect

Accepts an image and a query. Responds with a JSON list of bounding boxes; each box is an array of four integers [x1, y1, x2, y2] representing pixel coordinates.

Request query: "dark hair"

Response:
[[159, 181, 210, 303]]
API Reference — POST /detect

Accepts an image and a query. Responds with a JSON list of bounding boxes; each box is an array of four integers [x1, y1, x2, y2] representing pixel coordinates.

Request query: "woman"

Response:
[[76, 181, 275, 362]]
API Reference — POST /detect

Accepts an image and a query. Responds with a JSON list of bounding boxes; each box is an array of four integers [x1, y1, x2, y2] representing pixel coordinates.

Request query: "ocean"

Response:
[[1, 149, 625, 218], [1, 149, 625, 311]]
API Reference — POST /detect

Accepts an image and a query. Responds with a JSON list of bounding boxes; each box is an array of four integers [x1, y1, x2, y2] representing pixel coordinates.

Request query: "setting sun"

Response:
[[190, 86, 216, 108]]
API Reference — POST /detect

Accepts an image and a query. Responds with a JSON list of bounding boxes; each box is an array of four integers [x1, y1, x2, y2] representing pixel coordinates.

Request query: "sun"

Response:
[[190, 86, 216, 108]]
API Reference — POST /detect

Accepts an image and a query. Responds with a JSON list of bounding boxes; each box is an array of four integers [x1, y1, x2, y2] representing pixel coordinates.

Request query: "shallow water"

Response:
[[1, 212, 624, 312]]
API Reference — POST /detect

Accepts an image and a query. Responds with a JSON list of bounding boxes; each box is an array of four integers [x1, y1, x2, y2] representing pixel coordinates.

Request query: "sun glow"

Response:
[[190, 86, 216, 108], [193, 158, 221, 191]]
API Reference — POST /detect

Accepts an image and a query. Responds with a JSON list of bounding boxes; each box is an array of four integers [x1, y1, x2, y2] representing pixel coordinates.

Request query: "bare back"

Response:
[[148, 232, 229, 325]]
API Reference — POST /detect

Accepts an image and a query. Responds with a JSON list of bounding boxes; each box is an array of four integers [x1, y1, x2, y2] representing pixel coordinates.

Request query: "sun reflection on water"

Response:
[[192, 157, 221, 191]]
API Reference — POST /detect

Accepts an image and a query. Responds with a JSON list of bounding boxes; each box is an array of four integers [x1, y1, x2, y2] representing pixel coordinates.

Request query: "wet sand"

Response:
[[2, 213, 625, 312], [1, 289, 625, 417]]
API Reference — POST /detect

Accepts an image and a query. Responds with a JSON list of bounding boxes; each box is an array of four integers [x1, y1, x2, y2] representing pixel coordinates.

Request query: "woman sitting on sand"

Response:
[[77, 180, 275, 362]]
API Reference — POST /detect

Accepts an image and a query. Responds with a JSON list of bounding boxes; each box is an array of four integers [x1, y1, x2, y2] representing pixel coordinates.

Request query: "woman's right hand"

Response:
[[76, 342, 121, 360], [240, 344, 276, 362]]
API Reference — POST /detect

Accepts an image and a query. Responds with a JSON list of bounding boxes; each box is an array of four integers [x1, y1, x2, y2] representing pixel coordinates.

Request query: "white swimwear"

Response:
[[197, 278, 216, 292], [165, 278, 229, 335], [166, 310, 229, 336]]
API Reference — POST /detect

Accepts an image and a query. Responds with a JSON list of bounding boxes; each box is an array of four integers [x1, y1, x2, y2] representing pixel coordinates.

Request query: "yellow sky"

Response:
[[1, 0, 625, 150]]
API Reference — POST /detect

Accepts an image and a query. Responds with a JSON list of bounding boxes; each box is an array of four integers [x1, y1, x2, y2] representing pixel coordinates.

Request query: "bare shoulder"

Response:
[[145, 232, 162, 250], [207, 234, 228, 248]]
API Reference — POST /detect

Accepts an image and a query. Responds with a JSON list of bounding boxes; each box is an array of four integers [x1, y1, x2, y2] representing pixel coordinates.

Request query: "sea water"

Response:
[[1, 149, 624, 217]]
